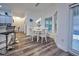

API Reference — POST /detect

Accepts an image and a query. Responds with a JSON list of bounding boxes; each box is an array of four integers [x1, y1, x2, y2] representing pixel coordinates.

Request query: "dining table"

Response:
[[32, 27, 48, 42]]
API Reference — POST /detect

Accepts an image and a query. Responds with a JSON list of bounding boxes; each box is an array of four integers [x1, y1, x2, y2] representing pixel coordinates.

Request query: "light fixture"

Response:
[[0, 5, 2, 8]]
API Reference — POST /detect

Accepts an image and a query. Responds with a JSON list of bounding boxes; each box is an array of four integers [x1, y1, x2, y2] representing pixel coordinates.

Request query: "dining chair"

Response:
[[36, 30, 41, 42], [40, 29, 48, 43], [34, 27, 42, 42], [30, 27, 37, 41]]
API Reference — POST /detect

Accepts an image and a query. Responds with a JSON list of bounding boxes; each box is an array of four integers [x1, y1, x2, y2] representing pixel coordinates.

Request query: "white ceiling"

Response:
[[0, 3, 54, 17]]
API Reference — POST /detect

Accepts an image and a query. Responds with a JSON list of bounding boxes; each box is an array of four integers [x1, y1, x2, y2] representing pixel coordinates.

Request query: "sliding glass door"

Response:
[[71, 4, 79, 54]]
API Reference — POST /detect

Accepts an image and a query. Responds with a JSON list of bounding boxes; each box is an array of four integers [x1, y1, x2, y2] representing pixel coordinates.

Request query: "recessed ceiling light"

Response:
[[0, 5, 2, 7]]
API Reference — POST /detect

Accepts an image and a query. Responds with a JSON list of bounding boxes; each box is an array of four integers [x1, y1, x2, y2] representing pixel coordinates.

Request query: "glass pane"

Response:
[[72, 6, 79, 52], [45, 17, 52, 32]]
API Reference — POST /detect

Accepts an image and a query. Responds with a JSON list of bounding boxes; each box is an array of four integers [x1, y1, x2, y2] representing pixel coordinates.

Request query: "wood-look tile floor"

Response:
[[0, 32, 72, 56]]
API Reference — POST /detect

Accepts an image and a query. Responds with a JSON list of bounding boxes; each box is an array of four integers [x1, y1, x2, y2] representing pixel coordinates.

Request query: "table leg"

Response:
[[6, 35, 8, 53]]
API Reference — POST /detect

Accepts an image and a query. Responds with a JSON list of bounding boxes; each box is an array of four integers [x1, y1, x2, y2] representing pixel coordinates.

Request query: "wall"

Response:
[[38, 8, 56, 38], [26, 11, 42, 35], [26, 6, 55, 36], [13, 16, 26, 32], [40, 3, 71, 52], [54, 3, 70, 52], [25, 3, 71, 52]]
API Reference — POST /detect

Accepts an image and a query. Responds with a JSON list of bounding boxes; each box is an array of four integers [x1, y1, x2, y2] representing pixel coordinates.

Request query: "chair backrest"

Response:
[[30, 27, 36, 36], [41, 29, 48, 36], [29, 27, 33, 35]]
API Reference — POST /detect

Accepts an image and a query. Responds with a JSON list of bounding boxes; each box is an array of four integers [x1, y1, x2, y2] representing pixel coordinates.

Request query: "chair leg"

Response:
[[32, 36, 33, 41], [41, 37, 43, 43], [45, 36, 47, 42], [37, 36, 39, 42]]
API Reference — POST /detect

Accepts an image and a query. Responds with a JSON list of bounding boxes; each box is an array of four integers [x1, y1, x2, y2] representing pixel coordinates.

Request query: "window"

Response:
[[45, 17, 52, 32]]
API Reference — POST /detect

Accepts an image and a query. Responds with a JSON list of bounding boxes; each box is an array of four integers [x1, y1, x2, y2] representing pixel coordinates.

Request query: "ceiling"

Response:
[[0, 3, 54, 17]]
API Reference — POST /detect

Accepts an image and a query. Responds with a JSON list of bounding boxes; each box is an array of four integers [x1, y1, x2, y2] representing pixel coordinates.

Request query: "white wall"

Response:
[[26, 6, 55, 36], [25, 3, 71, 52], [26, 11, 41, 35], [13, 16, 26, 32], [54, 3, 70, 52], [38, 3, 70, 52]]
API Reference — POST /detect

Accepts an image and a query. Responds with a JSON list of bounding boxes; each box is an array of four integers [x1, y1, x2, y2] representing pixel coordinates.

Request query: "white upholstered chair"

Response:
[[30, 27, 37, 41], [40, 29, 48, 43]]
